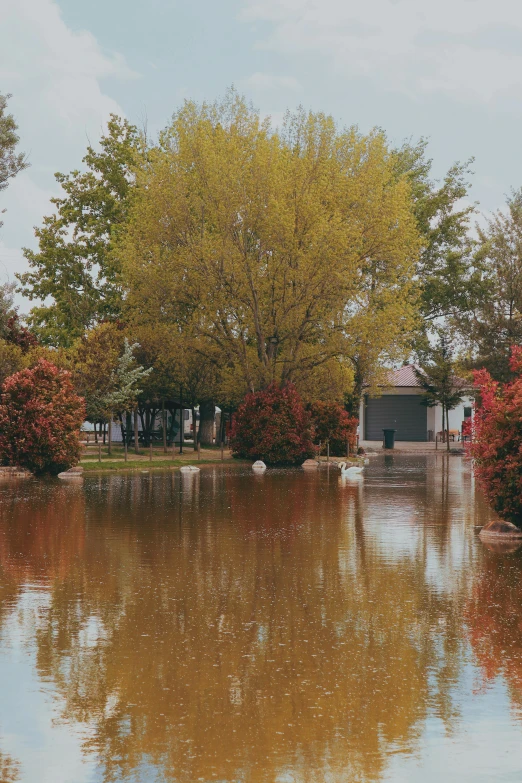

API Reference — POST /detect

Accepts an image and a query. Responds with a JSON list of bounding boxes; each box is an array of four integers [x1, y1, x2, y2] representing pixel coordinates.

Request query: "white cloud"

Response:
[[241, 0, 522, 103], [0, 0, 135, 130], [241, 72, 302, 91], [0, 0, 136, 306]]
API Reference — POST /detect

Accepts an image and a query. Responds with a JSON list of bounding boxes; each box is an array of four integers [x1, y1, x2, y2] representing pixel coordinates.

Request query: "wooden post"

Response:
[[124, 441, 128, 462], [326, 441, 330, 463], [150, 443, 153, 462], [98, 444, 101, 462], [198, 441, 201, 460], [221, 440, 224, 461], [179, 386, 184, 455], [162, 400, 167, 454], [134, 408, 139, 454], [108, 417, 112, 456]]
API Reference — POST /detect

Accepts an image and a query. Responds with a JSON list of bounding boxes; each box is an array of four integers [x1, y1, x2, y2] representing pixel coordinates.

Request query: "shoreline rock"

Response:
[[479, 519, 522, 541], [58, 466, 84, 479]]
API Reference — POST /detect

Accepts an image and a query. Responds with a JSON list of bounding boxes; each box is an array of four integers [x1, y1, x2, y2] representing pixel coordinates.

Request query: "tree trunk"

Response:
[[345, 363, 365, 421], [118, 412, 125, 444], [134, 408, 139, 453], [167, 406, 176, 445], [145, 407, 151, 447], [199, 400, 216, 446], [219, 410, 226, 446], [162, 400, 167, 454], [446, 404, 450, 453], [108, 416, 112, 456], [192, 406, 197, 450]]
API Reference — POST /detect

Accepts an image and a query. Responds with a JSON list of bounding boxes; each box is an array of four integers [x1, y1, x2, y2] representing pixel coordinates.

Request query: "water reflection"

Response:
[[0, 750, 21, 783], [467, 546, 522, 710], [0, 456, 512, 782]]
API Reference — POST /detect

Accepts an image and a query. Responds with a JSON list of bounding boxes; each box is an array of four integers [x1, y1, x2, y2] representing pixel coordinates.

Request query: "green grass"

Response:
[[80, 452, 246, 472]]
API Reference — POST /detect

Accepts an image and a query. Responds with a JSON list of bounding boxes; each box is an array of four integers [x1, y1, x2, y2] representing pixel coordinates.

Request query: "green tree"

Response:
[[0, 282, 17, 336], [459, 189, 522, 382], [0, 93, 28, 228], [414, 333, 468, 452], [104, 337, 152, 417], [18, 116, 140, 346], [70, 322, 124, 426], [393, 140, 480, 325]]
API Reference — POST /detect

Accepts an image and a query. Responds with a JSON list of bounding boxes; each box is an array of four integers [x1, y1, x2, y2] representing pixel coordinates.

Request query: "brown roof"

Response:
[[386, 365, 421, 388]]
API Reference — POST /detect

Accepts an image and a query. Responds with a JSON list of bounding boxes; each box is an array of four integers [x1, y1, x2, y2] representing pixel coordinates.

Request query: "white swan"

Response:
[[338, 462, 364, 475]]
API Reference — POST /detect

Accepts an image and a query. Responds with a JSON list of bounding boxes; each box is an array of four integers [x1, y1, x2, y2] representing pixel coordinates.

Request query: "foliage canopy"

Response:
[[118, 93, 421, 402], [0, 359, 85, 474], [470, 347, 522, 527]]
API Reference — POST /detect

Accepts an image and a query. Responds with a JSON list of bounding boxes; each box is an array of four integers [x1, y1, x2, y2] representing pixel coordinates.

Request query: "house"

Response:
[[359, 365, 473, 443]]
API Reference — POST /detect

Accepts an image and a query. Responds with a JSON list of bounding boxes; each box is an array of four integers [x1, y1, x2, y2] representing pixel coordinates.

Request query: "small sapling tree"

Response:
[[414, 333, 467, 451]]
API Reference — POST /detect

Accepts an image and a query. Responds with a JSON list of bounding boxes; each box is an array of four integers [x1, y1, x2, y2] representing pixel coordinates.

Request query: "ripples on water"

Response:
[[0, 455, 521, 782]]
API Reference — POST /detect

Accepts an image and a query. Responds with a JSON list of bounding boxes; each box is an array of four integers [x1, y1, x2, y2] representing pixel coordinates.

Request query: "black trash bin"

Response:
[[383, 428, 396, 449]]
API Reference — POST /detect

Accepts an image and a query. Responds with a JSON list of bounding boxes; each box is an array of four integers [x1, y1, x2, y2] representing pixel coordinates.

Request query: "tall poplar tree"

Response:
[[460, 189, 522, 382], [392, 139, 480, 327]]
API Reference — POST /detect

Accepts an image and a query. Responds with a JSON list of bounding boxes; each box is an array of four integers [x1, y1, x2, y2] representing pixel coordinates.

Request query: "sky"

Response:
[[2, 0, 522, 310]]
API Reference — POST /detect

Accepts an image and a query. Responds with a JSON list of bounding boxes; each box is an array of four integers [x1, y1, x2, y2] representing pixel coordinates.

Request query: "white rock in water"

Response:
[[180, 465, 200, 473], [58, 471, 83, 479], [252, 460, 267, 471], [302, 459, 319, 468]]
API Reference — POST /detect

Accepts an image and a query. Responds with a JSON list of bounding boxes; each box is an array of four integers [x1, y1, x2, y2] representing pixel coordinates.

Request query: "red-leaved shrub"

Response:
[[230, 383, 315, 465], [0, 359, 85, 475], [470, 346, 522, 527], [307, 401, 357, 456]]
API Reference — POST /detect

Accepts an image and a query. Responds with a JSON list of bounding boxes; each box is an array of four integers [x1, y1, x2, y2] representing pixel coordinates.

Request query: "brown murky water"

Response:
[[0, 455, 521, 782]]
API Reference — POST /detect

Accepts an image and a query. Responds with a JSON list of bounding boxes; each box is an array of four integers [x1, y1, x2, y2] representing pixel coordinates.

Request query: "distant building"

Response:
[[359, 365, 473, 443]]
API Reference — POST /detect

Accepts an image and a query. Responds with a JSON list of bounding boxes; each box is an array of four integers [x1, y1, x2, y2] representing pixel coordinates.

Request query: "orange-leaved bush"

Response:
[[470, 346, 522, 527], [230, 383, 315, 465], [0, 359, 85, 475], [307, 401, 357, 456]]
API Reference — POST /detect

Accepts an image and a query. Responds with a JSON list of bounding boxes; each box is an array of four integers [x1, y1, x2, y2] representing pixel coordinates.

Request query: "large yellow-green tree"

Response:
[[116, 92, 421, 404]]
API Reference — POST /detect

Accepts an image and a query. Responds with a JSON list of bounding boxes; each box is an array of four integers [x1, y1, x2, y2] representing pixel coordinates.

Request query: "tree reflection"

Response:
[[0, 480, 85, 585], [467, 548, 522, 705], [0, 750, 21, 783], [0, 466, 472, 782]]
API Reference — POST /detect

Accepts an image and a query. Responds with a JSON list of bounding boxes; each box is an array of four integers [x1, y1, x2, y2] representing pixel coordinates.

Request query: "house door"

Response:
[[365, 395, 428, 441]]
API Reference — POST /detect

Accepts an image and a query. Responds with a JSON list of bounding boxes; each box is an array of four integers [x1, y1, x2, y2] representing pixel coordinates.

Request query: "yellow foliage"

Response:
[[116, 91, 421, 402]]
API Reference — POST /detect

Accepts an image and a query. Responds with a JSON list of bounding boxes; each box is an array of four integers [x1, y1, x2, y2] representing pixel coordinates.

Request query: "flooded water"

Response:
[[0, 455, 521, 782]]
